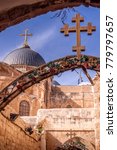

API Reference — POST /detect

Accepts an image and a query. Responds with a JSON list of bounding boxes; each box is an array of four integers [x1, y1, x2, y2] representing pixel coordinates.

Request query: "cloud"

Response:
[[0, 26, 56, 61], [11, 26, 56, 51], [29, 27, 56, 50]]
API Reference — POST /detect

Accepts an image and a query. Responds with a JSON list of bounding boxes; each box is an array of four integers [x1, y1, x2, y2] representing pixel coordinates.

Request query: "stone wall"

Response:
[[46, 130, 95, 150], [9, 78, 52, 116], [37, 108, 95, 130], [38, 77, 100, 150], [93, 76, 100, 150], [0, 65, 51, 116], [0, 106, 40, 150], [50, 85, 94, 108], [37, 108, 96, 150]]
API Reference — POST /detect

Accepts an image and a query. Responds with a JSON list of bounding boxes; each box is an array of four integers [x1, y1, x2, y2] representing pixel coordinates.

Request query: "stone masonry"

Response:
[[0, 106, 40, 150]]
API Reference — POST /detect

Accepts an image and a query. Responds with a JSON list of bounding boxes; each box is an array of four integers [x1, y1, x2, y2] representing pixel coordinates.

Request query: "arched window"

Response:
[[19, 100, 30, 116]]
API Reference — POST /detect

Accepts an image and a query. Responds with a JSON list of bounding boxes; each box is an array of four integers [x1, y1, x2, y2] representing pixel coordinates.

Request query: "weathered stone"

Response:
[[0, 0, 100, 32], [0, 59, 100, 150], [0, 113, 40, 150]]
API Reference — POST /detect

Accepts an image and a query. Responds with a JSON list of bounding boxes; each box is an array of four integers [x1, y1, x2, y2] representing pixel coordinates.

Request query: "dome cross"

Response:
[[20, 29, 32, 47]]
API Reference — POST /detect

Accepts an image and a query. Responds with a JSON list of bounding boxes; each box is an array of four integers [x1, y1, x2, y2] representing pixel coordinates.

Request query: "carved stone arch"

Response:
[[57, 136, 95, 150], [0, 0, 100, 32], [0, 55, 100, 110]]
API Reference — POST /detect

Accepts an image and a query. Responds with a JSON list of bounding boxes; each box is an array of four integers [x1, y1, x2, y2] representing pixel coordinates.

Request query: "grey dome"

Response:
[[3, 46, 45, 67], [52, 80, 60, 86]]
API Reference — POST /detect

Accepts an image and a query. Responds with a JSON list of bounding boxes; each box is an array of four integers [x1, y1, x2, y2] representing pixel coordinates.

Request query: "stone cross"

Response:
[[60, 14, 96, 59], [66, 129, 76, 139], [20, 29, 32, 46]]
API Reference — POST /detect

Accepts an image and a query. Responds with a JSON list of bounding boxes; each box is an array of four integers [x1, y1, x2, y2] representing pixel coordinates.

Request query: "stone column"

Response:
[[41, 131, 46, 150], [92, 79, 100, 150]]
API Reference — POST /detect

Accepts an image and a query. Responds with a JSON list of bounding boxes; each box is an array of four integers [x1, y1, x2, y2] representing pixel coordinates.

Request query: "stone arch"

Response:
[[19, 100, 30, 116], [0, 55, 100, 110], [0, 0, 100, 32], [56, 136, 95, 150]]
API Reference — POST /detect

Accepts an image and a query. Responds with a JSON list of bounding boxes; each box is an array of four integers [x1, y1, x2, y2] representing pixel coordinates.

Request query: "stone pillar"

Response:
[[41, 131, 46, 150], [92, 79, 100, 150]]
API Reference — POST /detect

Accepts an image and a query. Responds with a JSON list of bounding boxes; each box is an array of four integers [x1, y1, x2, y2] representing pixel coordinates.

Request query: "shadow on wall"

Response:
[[50, 86, 83, 108], [46, 132, 62, 150], [46, 132, 95, 150]]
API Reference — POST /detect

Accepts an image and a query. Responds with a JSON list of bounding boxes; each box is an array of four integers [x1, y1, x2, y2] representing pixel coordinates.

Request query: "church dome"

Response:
[[3, 45, 45, 67], [52, 80, 60, 86]]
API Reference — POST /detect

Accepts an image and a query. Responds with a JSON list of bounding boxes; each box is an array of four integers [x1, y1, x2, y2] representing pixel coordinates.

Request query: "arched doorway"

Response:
[[55, 137, 95, 150]]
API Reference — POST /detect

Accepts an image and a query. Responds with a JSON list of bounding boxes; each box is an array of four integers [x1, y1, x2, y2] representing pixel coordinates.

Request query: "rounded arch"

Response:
[[0, 55, 100, 110], [19, 100, 30, 116], [0, 1, 100, 32], [56, 136, 95, 150]]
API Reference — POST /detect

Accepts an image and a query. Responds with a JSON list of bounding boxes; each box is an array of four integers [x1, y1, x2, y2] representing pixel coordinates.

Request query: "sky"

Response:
[[0, 5, 100, 85]]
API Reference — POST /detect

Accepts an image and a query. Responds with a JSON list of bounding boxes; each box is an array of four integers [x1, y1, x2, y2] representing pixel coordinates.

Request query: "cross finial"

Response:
[[20, 29, 32, 47], [60, 14, 96, 59]]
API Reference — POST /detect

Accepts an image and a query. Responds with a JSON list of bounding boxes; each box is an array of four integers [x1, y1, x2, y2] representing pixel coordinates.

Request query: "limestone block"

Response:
[[82, 85, 92, 93], [83, 92, 94, 100], [84, 101, 94, 108]]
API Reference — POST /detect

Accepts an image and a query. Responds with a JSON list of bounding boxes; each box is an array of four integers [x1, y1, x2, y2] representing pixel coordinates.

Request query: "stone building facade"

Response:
[[0, 42, 100, 150], [0, 0, 100, 149]]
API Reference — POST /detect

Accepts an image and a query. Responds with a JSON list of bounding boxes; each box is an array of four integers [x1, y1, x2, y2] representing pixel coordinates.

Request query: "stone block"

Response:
[[82, 85, 92, 92], [84, 101, 94, 108], [84, 92, 94, 100]]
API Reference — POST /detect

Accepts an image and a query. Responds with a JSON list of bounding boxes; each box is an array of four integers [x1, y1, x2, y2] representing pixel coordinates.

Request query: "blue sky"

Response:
[[0, 5, 100, 85]]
